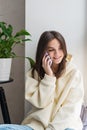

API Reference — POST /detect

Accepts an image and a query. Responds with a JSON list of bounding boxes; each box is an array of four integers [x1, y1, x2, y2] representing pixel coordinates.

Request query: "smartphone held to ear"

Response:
[[45, 52, 52, 66], [49, 59, 52, 66]]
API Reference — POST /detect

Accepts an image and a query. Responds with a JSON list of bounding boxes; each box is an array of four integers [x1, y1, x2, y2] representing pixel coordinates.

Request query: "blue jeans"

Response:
[[0, 124, 74, 130], [0, 124, 33, 130]]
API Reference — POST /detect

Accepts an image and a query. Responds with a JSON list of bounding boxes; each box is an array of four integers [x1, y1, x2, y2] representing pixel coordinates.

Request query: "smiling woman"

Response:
[[21, 31, 84, 130], [0, 31, 84, 130]]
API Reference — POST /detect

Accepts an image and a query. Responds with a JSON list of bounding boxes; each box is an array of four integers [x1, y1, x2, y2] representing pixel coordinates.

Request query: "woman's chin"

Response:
[[53, 60, 62, 64]]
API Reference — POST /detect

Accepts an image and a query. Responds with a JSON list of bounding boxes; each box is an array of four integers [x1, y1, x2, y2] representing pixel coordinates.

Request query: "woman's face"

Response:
[[46, 38, 64, 65]]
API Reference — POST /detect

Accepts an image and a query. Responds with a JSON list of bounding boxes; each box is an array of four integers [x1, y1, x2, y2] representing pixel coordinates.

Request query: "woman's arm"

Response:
[[46, 70, 84, 130], [25, 70, 56, 108]]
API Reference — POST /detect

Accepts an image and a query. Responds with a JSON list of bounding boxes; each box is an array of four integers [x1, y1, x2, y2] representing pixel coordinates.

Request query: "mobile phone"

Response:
[[49, 58, 52, 66], [45, 52, 52, 66]]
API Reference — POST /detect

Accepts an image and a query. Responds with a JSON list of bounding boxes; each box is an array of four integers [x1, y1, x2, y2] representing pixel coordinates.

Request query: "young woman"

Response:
[[0, 31, 84, 130], [22, 31, 84, 130]]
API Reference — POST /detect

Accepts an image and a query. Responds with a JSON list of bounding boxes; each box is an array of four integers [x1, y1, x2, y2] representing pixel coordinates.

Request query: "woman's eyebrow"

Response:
[[47, 46, 54, 49]]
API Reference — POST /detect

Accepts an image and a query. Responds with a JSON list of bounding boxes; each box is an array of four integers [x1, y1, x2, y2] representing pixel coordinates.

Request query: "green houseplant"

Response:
[[0, 21, 31, 58], [0, 21, 31, 81]]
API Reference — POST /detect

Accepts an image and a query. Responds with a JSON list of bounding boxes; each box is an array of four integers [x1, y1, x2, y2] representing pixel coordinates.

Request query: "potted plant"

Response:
[[0, 21, 31, 81]]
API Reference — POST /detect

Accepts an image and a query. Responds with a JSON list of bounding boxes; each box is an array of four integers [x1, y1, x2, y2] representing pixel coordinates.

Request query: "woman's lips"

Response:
[[54, 56, 61, 60]]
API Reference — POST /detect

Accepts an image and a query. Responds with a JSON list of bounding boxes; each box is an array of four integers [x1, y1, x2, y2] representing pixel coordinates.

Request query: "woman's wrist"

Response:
[[46, 72, 55, 77]]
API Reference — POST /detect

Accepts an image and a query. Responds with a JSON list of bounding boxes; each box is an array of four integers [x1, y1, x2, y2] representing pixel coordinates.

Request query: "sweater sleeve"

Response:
[[47, 70, 84, 130], [25, 71, 56, 108]]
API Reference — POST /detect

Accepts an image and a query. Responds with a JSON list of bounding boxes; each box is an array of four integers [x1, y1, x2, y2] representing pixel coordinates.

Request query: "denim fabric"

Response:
[[0, 125, 75, 130], [0, 124, 33, 130]]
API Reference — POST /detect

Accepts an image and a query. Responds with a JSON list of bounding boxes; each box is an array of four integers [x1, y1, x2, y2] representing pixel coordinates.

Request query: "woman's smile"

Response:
[[46, 38, 64, 65]]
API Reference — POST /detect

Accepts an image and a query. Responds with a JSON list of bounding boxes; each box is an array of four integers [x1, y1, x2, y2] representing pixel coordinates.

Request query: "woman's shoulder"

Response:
[[60, 61, 83, 89], [63, 54, 82, 78], [26, 68, 39, 80], [65, 60, 82, 78]]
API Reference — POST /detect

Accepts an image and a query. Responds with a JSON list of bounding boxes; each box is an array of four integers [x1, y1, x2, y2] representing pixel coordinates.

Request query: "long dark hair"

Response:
[[32, 31, 67, 79]]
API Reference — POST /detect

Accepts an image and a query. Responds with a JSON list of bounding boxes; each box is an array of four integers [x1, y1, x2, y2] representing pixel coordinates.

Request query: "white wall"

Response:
[[25, 0, 87, 111]]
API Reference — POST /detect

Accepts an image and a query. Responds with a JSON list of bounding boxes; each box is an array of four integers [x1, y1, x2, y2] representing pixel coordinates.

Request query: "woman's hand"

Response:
[[42, 53, 54, 76]]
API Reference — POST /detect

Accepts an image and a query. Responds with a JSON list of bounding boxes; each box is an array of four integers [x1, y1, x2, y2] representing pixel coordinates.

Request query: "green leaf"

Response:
[[22, 39, 31, 42], [0, 22, 13, 38], [26, 57, 35, 68], [0, 22, 8, 36], [14, 30, 31, 37], [7, 24, 13, 37]]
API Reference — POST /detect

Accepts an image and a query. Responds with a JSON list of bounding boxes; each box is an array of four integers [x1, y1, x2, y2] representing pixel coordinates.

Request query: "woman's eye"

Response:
[[48, 49, 54, 52]]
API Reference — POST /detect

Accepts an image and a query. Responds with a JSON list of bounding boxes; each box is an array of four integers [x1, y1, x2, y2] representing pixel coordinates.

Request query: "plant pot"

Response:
[[0, 58, 12, 82]]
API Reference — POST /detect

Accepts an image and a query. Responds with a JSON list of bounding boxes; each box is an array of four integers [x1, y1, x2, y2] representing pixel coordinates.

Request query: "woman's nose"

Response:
[[54, 50, 59, 56]]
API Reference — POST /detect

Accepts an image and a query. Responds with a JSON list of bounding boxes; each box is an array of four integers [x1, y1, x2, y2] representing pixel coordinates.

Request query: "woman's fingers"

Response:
[[42, 54, 51, 67]]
